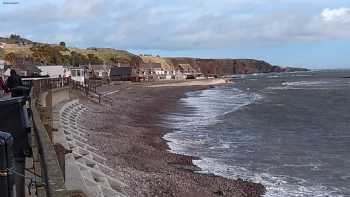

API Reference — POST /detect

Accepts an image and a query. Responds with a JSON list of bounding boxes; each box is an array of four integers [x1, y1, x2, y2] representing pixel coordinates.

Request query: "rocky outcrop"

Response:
[[166, 58, 277, 75]]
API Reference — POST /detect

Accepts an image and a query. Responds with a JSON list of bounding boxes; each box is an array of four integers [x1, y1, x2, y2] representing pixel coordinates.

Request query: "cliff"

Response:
[[166, 57, 277, 75], [141, 55, 282, 75]]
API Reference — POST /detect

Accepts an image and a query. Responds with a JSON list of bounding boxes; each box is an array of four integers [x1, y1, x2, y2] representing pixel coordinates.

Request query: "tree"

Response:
[[87, 53, 103, 65], [9, 34, 21, 40], [59, 41, 66, 47], [30, 44, 68, 65], [70, 51, 89, 66], [4, 52, 16, 64], [4, 52, 34, 66]]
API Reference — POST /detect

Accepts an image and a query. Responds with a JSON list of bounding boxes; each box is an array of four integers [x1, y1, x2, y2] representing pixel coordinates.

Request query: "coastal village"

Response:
[[0, 36, 213, 86], [0, 55, 206, 86], [0, 35, 303, 197], [0, 35, 298, 90]]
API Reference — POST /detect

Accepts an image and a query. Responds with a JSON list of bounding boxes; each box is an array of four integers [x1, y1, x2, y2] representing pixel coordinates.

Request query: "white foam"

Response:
[[163, 86, 260, 160], [282, 81, 329, 86], [293, 74, 312, 77], [266, 80, 345, 90], [193, 157, 344, 197], [267, 75, 281, 78], [164, 87, 260, 129], [209, 143, 231, 150]]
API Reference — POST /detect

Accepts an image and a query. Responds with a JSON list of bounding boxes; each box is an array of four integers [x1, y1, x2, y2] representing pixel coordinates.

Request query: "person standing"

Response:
[[5, 69, 24, 97]]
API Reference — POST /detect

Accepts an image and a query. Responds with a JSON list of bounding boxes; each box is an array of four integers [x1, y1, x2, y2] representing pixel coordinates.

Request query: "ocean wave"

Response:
[[267, 75, 281, 78], [266, 79, 348, 90], [163, 84, 348, 197], [193, 157, 344, 197], [281, 81, 330, 86], [164, 73, 350, 196], [163, 86, 260, 159], [292, 75, 312, 77], [165, 86, 260, 127]]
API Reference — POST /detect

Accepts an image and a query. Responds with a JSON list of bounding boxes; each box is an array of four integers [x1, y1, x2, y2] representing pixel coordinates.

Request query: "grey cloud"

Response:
[[1, 1, 350, 50]]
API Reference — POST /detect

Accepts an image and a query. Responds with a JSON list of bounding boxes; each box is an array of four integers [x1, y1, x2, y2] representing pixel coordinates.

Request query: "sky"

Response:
[[1, 0, 350, 69]]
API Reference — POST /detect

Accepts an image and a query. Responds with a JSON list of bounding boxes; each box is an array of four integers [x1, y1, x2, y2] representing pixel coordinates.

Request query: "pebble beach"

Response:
[[77, 81, 265, 197]]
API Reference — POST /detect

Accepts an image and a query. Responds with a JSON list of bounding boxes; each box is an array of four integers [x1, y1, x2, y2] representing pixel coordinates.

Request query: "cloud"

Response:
[[316, 7, 350, 39], [1, 1, 350, 51], [321, 7, 350, 23]]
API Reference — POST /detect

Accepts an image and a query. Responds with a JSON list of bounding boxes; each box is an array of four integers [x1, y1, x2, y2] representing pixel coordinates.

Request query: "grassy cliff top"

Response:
[[1, 35, 139, 65], [140, 55, 175, 70], [68, 47, 138, 64]]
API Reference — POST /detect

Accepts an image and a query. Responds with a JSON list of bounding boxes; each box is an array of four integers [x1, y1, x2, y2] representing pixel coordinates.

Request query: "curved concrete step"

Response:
[[54, 100, 127, 197]]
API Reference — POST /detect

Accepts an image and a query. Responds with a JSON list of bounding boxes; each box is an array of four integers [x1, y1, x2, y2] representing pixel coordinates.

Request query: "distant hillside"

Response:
[[140, 55, 174, 70], [0, 34, 36, 45], [68, 47, 143, 67], [1, 35, 142, 67], [1, 35, 307, 75]]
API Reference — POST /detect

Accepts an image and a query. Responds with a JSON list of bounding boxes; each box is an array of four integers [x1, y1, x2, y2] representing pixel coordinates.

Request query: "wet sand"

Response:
[[78, 83, 265, 197]]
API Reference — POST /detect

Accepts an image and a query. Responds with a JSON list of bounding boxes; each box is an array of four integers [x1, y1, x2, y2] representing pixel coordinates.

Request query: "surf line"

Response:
[[102, 90, 120, 96]]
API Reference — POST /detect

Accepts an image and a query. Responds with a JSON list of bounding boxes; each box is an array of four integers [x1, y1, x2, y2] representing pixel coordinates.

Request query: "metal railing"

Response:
[[0, 78, 89, 197], [71, 79, 113, 106], [0, 77, 113, 197]]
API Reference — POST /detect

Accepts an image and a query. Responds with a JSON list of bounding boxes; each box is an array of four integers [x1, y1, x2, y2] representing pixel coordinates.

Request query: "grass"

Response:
[[2, 44, 137, 65], [140, 55, 175, 70]]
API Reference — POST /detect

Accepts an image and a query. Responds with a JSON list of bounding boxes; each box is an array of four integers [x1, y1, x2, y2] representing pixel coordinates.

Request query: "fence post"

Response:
[[0, 131, 15, 197]]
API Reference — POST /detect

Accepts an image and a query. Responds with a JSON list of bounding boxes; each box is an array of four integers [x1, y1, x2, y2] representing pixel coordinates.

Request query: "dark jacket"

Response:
[[6, 73, 29, 97], [6, 74, 23, 90]]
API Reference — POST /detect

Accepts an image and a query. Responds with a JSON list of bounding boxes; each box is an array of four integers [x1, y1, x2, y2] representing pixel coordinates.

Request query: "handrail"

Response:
[[1, 78, 87, 197], [71, 80, 113, 106]]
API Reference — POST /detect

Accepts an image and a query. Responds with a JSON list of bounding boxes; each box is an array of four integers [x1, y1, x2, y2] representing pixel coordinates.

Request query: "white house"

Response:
[[143, 63, 168, 80], [174, 70, 187, 80], [38, 65, 69, 79], [69, 67, 86, 84], [89, 65, 110, 78]]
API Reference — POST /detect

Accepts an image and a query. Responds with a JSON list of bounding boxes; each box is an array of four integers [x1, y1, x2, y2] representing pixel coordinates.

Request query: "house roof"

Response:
[[143, 63, 162, 69], [89, 64, 110, 71], [4, 65, 42, 76], [113, 63, 130, 67], [110, 67, 132, 76]]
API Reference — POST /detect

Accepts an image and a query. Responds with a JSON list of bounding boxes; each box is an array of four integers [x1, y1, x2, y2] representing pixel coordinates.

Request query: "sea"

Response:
[[163, 70, 350, 197]]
